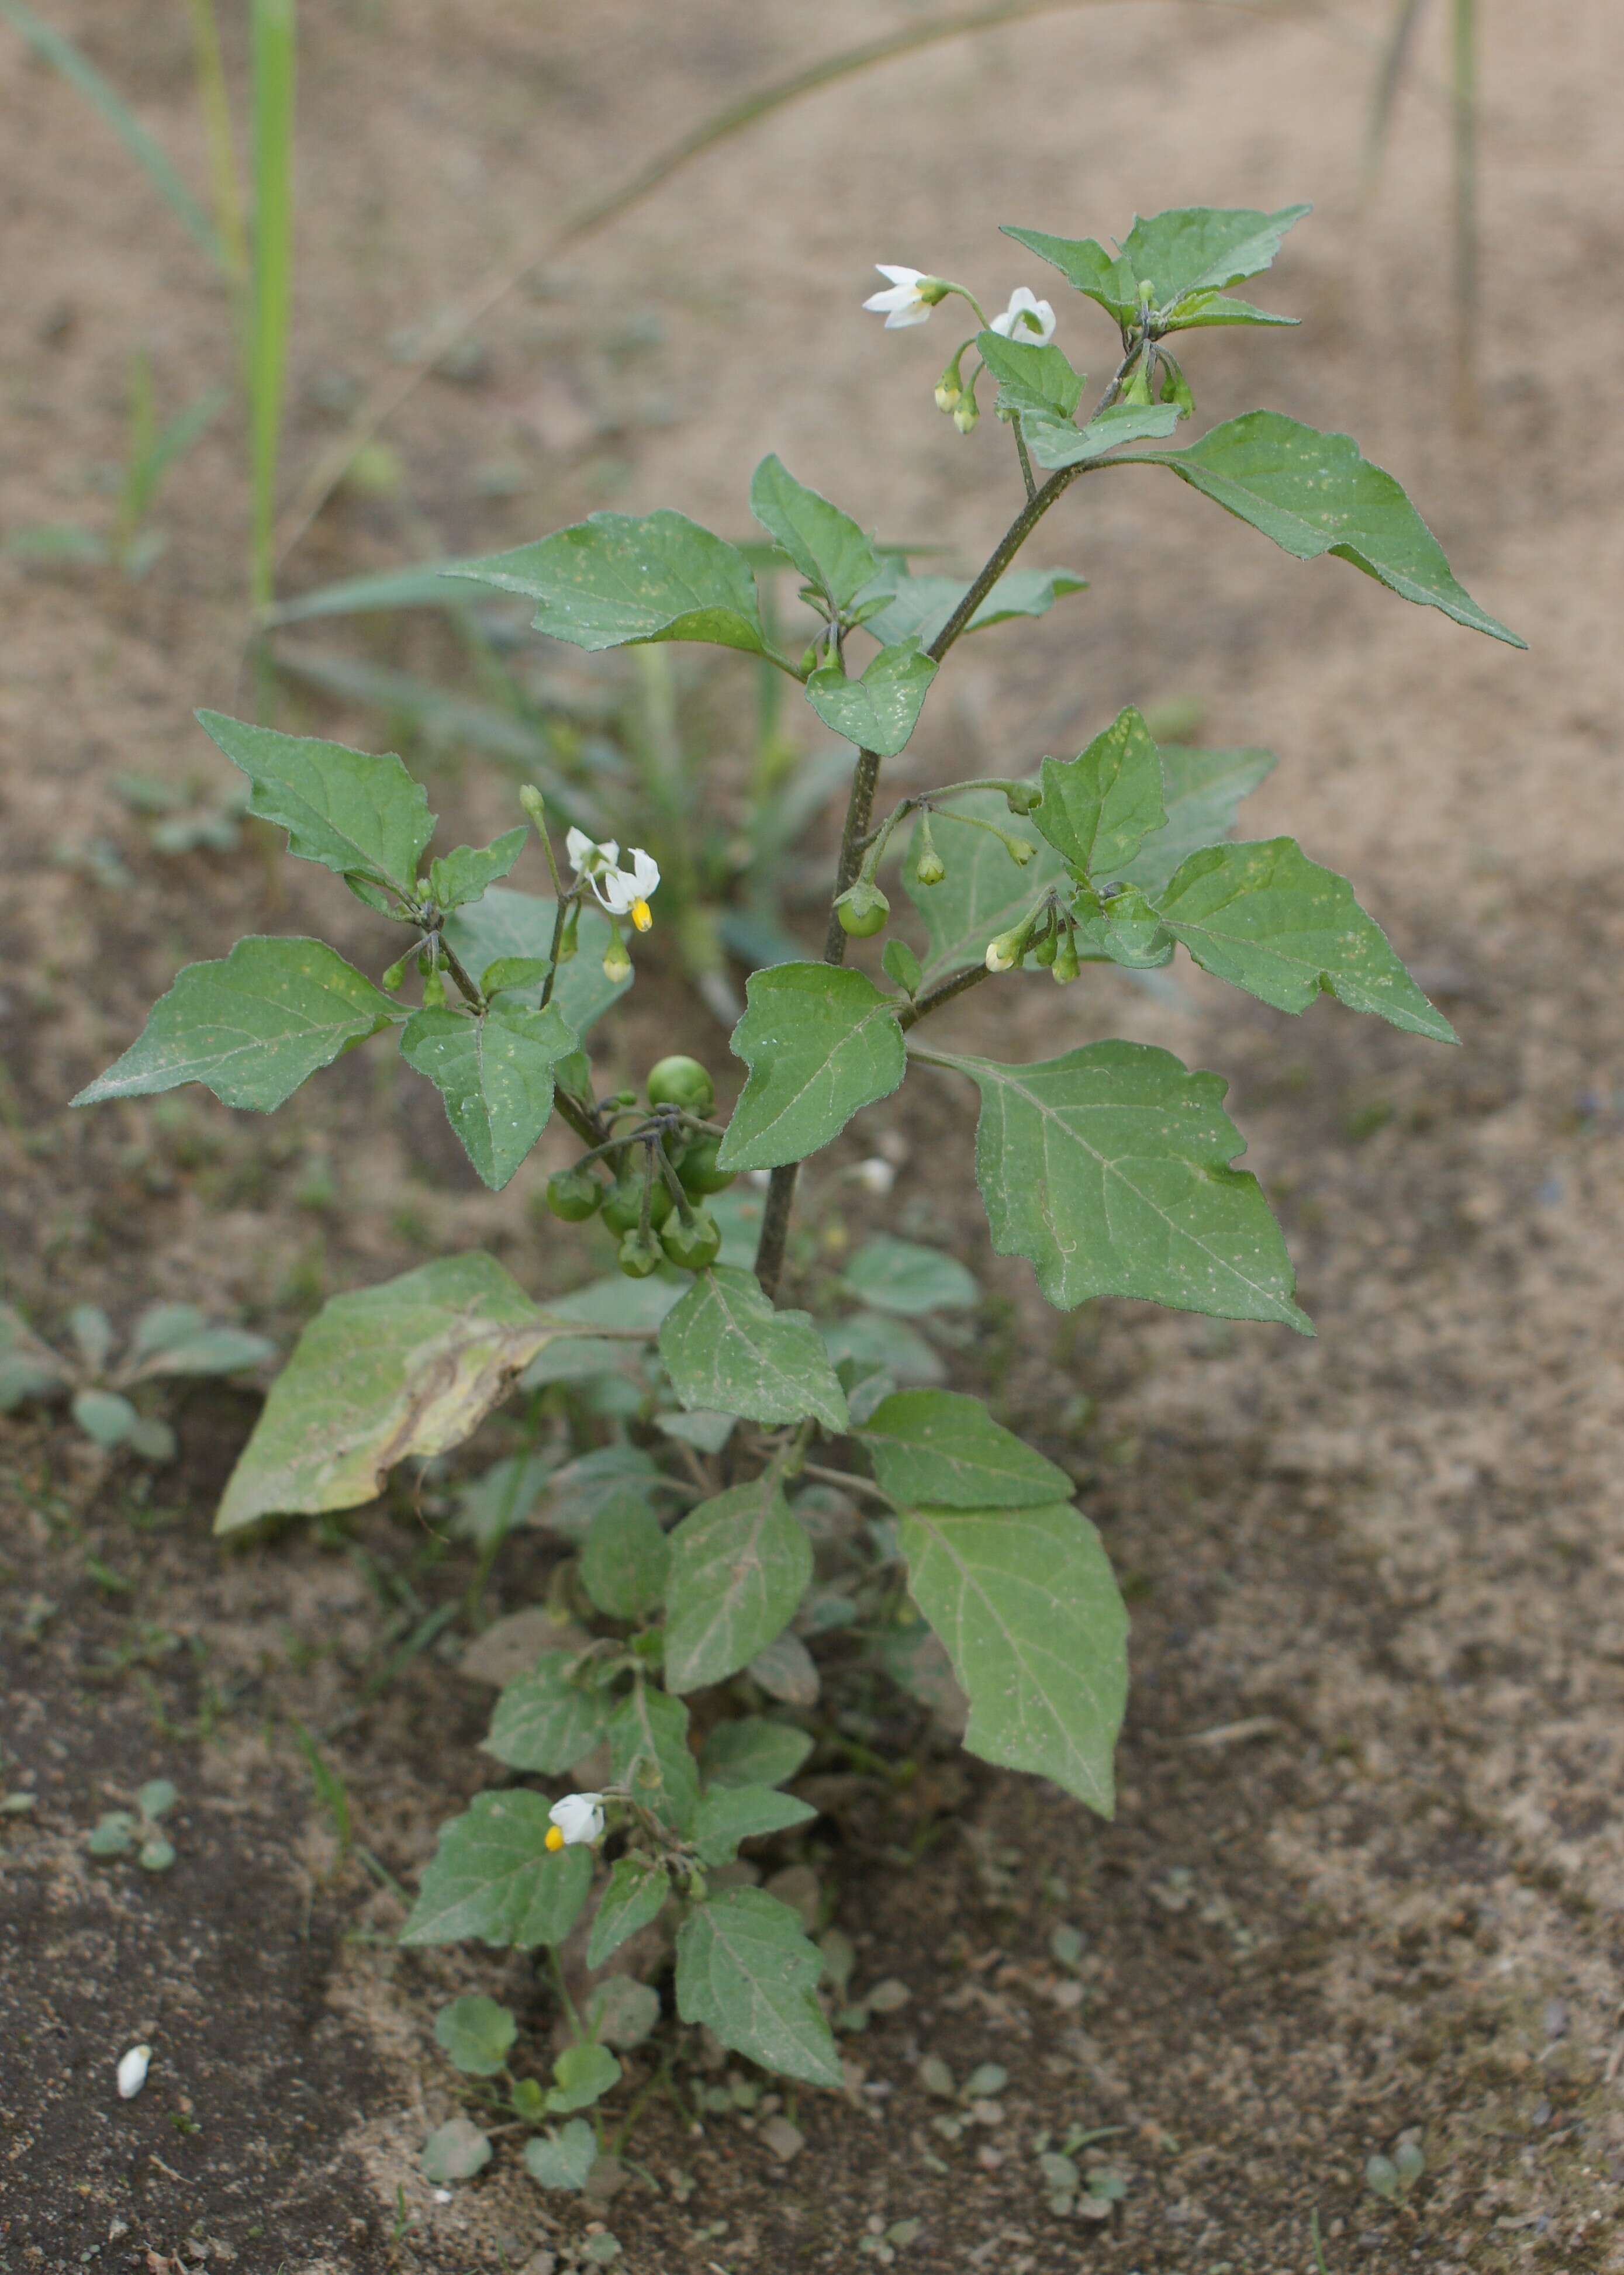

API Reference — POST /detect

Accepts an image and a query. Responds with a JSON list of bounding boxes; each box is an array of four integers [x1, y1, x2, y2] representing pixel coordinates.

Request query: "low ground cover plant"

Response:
[[74, 203, 1518, 2183]]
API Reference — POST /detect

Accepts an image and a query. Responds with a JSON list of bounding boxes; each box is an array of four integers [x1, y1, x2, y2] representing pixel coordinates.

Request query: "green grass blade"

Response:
[[248, 0, 297, 610], [0, 0, 224, 265], [1360, 0, 1429, 196], [185, 0, 249, 282]]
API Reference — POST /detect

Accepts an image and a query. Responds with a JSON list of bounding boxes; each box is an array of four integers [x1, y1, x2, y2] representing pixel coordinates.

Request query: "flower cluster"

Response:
[[865, 268, 1058, 434]]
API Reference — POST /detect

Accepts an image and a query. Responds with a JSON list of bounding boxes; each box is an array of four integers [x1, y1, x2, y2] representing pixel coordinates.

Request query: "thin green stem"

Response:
[[185, 0, 249, 285], [1013, 416, 1038, 502], [546, 1944, 586, 2045]]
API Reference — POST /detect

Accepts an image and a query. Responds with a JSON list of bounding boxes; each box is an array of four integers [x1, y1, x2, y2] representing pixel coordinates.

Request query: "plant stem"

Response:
[[897, 963, 994, 1030], [1013, 416, 1038, 502]]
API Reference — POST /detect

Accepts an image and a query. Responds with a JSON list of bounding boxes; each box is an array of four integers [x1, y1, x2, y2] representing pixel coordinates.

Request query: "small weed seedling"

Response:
[[0, 1299, 275, 1462], [87, 1776, 182, 1872], [74, 204, 1519, 2183]]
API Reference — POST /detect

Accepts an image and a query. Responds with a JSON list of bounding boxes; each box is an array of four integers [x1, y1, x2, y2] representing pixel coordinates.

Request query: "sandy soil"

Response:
[[3, 2, 1623, 2270]]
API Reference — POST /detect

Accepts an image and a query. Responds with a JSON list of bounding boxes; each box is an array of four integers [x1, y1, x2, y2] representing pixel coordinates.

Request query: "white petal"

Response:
[[627, 848, 661, 895], [549, 1792, 606, 1844], [989, 311, 1015, 337], [117, 2045, 151, 2100], [874, 265, 926, 287], [863, 286, 914, 314], [884, 304, 933, 329], [565, 827, 595, 871]]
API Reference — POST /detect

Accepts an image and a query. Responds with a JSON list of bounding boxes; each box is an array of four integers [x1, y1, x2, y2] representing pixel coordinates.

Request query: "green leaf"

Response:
[[217, 1253, 586, 1530], [1157, 291, 1297, 333], [587, 1855, 671, 1969], [427, 827, 528, 910], [675, 1889, 841, 2085], [1035, 707, 1167, 881], [806, 641, 937, 758], [897, 1500, 1128, 1813], [481, 956, 551, 997], [718, 964, 906, 1172], [547, 2042, 621, 2115], [400, 998, 576, 1190], [1001, 226, 1138, 325], [448, 510, 770, 655], [975, 331, 1084, 420], [693, 1783, 817, 1868], [919, 1041, 1312, 1330], [749, 454, 877, 611], [882, 938, 922, 996], [1022, 400, 1181, 472], [700, 1717, 815, 1791], [905, 790, 1069, 983], [1153, 838, 1456, 1040], [859, 562, 1086, 649], [608, 1684, 700, 1833], [1123, 202, 1310, 309], [73, 937, 402, 1112], [421, 2116, 493, 2183], [71, 1389, 139, 1448], [483, 1653, 613, 1775], [663, 1478, 814, 1696], [749, 1630, 820, 1707], [1069, 883, 1173, 970], [87, 1811, 137, 1856], [136, 1778, 178, 1821], [1117, 743, 1277, 898], [1110, 412, 1524, 645], [659, 1267, 848, 1432], [859, 1388, 1072, 1508], [580, 1498, 670, 1621], [841, 1237, 976, 1317], [823, 1310, 944, 1387], [434, 1993, 517, 2077], [1004, 203, 1308, 328], [536, 1446, 666, 1540], [196, 710, 433, 893], [524, 2120, 597, 2191], [400, 1790, 593, 1947], [126, 1304, 277, 1379], [588, 1975, 661, 2051], [442, 886, 628, 1038]]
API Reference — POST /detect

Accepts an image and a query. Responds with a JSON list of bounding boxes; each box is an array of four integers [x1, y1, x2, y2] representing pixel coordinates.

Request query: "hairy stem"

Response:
[[897, 962, 994, 1030]]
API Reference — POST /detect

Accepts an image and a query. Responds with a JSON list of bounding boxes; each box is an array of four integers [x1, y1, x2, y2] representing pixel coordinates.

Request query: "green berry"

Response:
[[617, 1228, 664, 1279], [646, 1055, 715, 1116], [545, 1167, 602, 1222], [835, 880, 889, 938], [661, 1210, 721, 1271], [602, 1168, 672, 1235], [677, 1136, 735, 1196]]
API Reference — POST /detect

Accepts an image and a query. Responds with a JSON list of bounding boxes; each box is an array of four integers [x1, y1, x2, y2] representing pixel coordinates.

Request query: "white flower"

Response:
[[547, 1792, 606, 1848], [566, 827, 618, 877], [591, 847, 661, 932], [863, 265, 935, 330], [117, 2044, 151, 2100], [989, 287, 1057, 346]]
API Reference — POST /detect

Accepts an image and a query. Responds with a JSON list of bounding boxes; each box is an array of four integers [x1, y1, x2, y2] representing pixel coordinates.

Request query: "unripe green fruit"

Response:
[[647, 1055, 715, 1116], [677, 1135, 735, 1197], [546, 1167, 602, 1222], [602, 1171, 673, 1235], [661, 1209, 721, 1271], [617, 1228, 664, 1279], [835, 880, 889, 938]]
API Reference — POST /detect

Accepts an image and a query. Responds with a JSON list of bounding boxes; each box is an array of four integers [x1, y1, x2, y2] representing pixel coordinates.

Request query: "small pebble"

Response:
[[116, 2045, 151, 2100]]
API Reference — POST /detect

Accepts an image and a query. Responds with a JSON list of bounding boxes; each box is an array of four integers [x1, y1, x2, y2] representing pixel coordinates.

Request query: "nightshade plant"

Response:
[[74, 206, 1520, 2121]]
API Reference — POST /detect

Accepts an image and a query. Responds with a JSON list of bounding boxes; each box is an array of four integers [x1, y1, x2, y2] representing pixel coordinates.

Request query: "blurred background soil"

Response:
[[2, 2, 1623, 2270]]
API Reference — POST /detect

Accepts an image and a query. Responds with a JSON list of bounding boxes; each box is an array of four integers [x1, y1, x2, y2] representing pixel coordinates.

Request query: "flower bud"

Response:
[[1003, 782, 1042, 817], [1031, 930, 1058, 967], [603, 933, 632, 984], [934, 375, 960, 414], [380, 955, 409, 993], [915, 849, 947, 886], [421, 964, 446, 1008], [1052, 927, 1081, 985], [985, 928, 1024, 973], [1002, 832, 1036, 866], [519, 784, 548, 831], [952, 387, 980, 436]]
